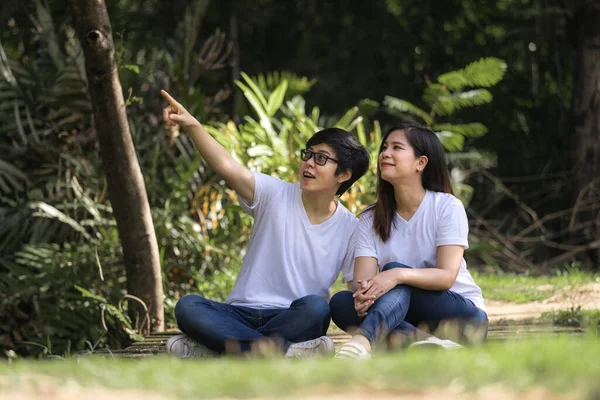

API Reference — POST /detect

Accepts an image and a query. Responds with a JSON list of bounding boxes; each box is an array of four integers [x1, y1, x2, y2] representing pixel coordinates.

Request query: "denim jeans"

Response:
[[330, 262, 488, 344], [175, 294, 331, 353]]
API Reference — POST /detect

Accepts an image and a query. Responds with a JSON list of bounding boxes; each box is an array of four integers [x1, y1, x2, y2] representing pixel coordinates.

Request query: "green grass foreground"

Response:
[[2, 336, 599, 398]]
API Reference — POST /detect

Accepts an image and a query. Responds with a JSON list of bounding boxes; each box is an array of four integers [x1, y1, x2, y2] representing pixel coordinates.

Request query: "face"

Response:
[[299, 143, 349, 194], [378, 130, 426, 183]]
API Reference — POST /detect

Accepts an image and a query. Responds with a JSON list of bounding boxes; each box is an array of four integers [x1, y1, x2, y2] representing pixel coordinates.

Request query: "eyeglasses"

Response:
[[300, 149, 338, 166]]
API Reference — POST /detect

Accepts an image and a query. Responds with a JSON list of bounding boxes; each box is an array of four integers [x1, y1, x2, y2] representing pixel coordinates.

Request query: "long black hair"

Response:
[[370, 124, 453, 242]]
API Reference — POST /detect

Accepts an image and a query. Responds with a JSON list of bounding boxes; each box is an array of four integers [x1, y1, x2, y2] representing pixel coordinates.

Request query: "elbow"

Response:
[[438, 273, 456, 291]]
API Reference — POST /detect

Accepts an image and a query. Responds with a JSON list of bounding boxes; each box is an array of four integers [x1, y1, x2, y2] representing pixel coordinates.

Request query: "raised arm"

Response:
[[161, 90, 255, 203]]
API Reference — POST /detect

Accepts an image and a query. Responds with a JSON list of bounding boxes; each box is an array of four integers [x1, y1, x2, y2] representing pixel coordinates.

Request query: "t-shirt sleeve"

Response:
[[238, 172, 285, 217], [339, 222, 359, 283], [354, 211, 379, 260], [436, 196, 469, 249]]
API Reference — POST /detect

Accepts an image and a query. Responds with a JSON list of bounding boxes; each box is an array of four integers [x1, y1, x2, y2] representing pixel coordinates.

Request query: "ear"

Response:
[[337, 169, 352, 184], [416, 155, 428, 172]]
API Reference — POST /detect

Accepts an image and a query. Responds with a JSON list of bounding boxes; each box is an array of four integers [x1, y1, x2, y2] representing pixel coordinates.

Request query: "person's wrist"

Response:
[[392, 268, 404, 285]]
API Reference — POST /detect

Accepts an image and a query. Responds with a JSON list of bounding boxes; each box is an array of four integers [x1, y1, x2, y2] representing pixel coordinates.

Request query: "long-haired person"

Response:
[[331, 124, 487, 359]]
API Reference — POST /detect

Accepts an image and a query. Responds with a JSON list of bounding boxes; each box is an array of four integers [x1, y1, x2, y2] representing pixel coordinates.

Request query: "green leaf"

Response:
[[438, 57, 507, 90], [252, 71, 316, 98], [431, 89, 493, 116], [453, 89, 493, 108], [266, 80, 288, 116], [247, 144, 274, 157], [335, 107, 359, 130], [122, 64, 140, 74], [432, 123, 488, 137], [356, 121, 367, 146], [235, 80, 275, 137], [437, 131, 465, 152], [239, 72, 268, 111], [29, 201, 91, 240], [423, 84, 451, 109], [384, 96, 433, 124]]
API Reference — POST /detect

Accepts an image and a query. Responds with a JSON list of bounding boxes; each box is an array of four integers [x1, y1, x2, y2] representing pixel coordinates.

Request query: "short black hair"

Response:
[[305, 128, 370, 196]]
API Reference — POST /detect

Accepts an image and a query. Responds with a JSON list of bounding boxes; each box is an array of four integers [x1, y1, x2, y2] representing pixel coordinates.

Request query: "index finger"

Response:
[[160, 89, 180, 109]]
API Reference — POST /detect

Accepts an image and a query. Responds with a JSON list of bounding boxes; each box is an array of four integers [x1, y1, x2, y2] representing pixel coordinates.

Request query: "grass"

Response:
[[472, 269, 600, 303], [2, 337, 600, 399], [542, 307, 600, 333]]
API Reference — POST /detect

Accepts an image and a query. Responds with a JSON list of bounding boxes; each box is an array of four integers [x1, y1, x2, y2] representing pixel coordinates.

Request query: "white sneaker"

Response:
[[285, 336, 334, 358], [408, 336, 464, 350], [334, 341, 372, 360], [165, 334, 218, 358]]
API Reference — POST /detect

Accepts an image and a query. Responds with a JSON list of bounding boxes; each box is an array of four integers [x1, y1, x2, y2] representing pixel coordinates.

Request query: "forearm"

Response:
[[353, 257, 378, 287], [185, 122, 239, 177], [393, 267, 456, 291], [184, 122, 254, 201]]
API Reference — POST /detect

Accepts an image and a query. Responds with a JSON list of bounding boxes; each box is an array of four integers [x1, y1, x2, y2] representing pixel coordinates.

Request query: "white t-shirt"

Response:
[[355, 190, 486, 311], [225, 172, 357, 309]]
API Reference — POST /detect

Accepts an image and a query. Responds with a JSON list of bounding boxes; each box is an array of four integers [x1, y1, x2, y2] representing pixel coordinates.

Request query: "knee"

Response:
[[381, 262, 412, 272], [329, 291, 357, 330], [295, 294, 330, 320], [329, 290, 353, 313], [174, 294, 205, 322], [470, 308, 489, 325]]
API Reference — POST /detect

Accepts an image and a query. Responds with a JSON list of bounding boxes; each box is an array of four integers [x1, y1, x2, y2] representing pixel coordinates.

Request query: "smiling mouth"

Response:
[[302, 171, 316, 179], [380, 163, 395, 168]]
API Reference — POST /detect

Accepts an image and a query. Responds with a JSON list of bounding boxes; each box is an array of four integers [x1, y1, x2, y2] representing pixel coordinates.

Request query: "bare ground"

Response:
[[486, 282, 600, 323]]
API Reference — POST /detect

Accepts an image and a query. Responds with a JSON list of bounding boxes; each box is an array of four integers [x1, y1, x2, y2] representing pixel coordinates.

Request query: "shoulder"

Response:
[[335, 201, 359, 226], [430, 191, 465, 212], [428, 192, 468, 228], [254, 171, 291, 188]]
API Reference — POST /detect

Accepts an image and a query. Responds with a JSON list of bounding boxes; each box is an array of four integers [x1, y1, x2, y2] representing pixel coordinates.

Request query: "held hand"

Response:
[[353, 280, 375, 317], [354, 297, 373, 317], [353, 280, 376, 303], [363, 269, 399, 299], [161, 90, 200, 129]]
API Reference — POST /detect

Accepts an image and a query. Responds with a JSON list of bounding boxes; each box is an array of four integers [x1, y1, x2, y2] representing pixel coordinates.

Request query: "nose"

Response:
[[304, 154, 316, 167]]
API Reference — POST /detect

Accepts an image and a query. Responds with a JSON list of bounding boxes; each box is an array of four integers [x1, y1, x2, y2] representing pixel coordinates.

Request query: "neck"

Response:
[[392, 180, 426, 214], [301, 190, 338, 223]]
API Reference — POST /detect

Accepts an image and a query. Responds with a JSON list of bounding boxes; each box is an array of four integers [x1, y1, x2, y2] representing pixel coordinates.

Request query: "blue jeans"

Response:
[[330, 262, 488, 344], [175, 294, 331, 354]]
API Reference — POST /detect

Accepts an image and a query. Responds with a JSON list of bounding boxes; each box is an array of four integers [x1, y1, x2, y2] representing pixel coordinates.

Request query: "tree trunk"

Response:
[[571, 1, 600, 202], [70, 0, 164, 333]]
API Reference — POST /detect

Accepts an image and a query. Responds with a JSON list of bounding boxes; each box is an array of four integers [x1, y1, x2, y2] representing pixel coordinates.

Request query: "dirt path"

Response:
[[485, 282, 600, 323]]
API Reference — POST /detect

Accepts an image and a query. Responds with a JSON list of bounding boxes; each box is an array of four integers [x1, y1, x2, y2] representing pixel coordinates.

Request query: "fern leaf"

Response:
[[383, 96, 433, 125], [436, 131, 465, 152], [453, 89, 493, 108], [432, 123, 488, 137], [438, 57, 506, 90]]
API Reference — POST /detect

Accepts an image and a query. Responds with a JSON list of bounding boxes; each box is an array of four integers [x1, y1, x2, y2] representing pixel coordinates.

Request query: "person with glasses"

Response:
[[160, 90, 369, 358], [331, 124, 488, 359]]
